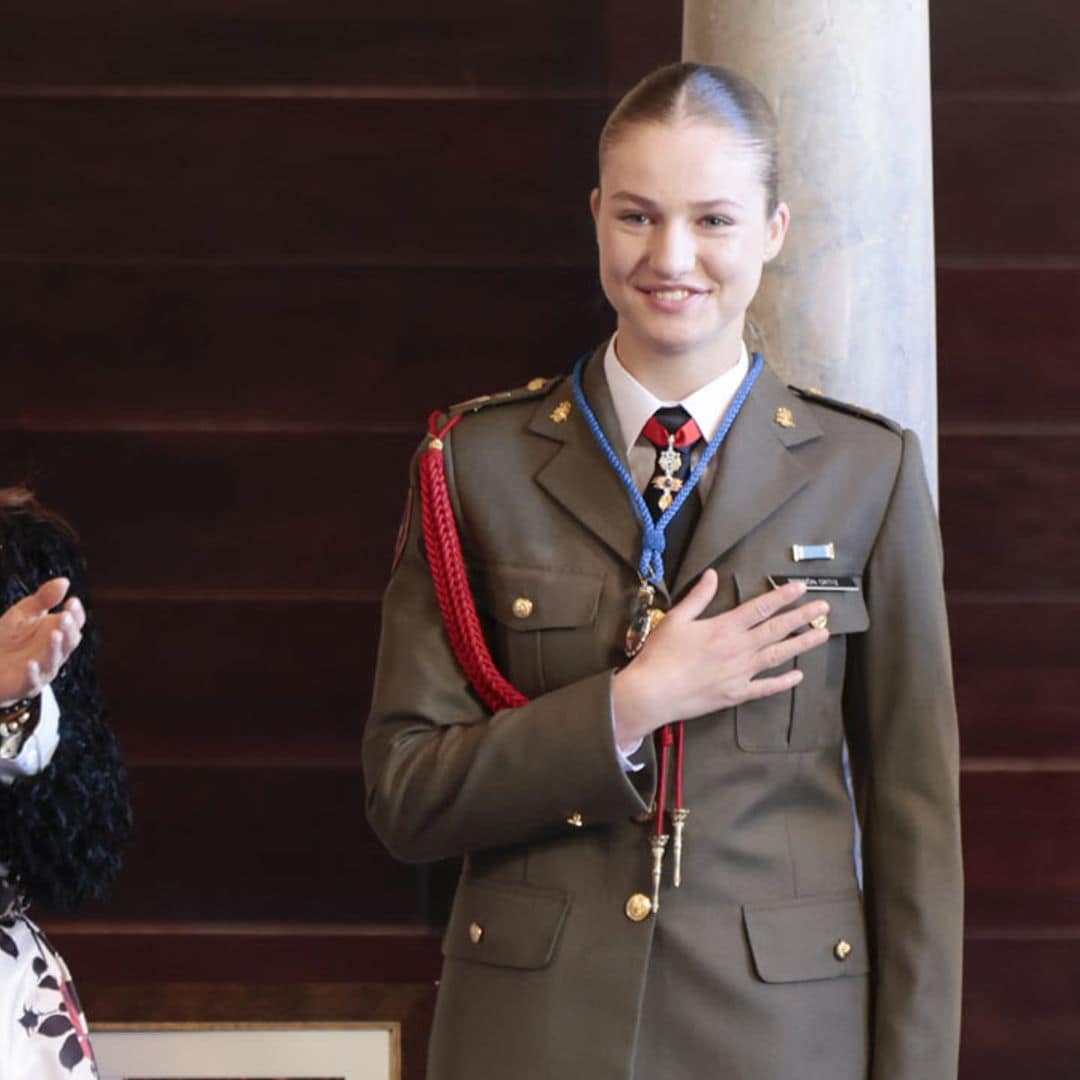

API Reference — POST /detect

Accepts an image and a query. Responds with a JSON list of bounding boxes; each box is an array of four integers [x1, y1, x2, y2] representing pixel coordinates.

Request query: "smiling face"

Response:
[[591, 119, 788, 395]]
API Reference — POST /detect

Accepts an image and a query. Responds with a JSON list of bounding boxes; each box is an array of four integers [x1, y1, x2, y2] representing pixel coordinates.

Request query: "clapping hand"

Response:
[[0, 578, 85, 707]]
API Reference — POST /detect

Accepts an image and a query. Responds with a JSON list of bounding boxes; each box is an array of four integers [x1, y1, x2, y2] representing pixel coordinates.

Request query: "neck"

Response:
[[614, 330, 744, 402]]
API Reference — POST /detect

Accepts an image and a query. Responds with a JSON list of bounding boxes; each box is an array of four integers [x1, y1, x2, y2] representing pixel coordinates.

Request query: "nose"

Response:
[[648, 221, 695, 278]]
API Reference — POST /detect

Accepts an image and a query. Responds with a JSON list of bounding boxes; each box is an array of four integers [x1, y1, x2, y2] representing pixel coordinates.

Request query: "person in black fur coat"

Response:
[[0, 487, 131, 1078]]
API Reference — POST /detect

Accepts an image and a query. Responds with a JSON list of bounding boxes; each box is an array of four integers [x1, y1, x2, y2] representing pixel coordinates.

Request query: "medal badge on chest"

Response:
[[625, 579, 666, 658], [651, 434, 684, 512]]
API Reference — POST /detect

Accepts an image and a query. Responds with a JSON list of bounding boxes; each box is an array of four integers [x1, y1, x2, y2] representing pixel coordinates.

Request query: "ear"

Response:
[[589, 187, 601, 228], [763, 201, 790, 262]]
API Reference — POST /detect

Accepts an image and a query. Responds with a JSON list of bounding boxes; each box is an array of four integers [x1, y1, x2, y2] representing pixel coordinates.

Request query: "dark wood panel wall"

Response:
[[2, 2, 1076, 1077], [932, 1, 1080, 1077]]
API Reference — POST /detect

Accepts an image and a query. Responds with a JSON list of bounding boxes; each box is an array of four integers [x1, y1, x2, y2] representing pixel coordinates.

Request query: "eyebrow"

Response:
[[609, 190, 745, 211]]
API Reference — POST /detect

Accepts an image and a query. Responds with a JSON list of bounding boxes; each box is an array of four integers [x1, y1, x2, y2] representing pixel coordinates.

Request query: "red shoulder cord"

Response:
[[419, 408, 687, 903], [418, 411, 529, 712]]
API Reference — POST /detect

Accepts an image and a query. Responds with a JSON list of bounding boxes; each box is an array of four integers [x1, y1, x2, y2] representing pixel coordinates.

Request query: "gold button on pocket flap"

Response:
[[738, 572, 869, 636], [565, 812, 584, 828], [743, 894, 869, 983], [625, 893, 653, 922], [483, 565, 604, 631], [442, 878, 570, 970], [809, 584, 866, 634]]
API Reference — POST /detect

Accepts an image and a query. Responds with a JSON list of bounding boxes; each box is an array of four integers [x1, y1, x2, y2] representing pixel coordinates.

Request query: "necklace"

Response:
[[570, 347, 764, 912], [570, 349, 763, 595]]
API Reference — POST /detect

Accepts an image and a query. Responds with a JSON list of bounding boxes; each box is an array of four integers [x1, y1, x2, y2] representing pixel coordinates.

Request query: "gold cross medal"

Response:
[[625, 579, 666, 658], [651, 437, 684, 511]]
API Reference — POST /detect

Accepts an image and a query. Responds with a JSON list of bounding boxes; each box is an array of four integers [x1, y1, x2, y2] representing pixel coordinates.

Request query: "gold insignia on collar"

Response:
[[526, 377, 547, 392], [775, 407, 796, 429], [550, 401, 572, 423]]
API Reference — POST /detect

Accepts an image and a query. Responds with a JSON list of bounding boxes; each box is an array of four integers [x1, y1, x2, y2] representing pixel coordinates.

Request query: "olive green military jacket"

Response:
[[364, 353, 962, 1080]]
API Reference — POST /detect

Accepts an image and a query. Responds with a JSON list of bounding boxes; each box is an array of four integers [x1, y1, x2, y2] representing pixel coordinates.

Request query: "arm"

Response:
[[845, 430, 963, 1079], [364, 445, 657, 864], [0, 514, 131, 911]]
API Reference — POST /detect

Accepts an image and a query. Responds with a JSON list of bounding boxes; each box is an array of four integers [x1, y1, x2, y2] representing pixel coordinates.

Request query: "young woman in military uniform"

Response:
[[364, 62, 962, 1080]]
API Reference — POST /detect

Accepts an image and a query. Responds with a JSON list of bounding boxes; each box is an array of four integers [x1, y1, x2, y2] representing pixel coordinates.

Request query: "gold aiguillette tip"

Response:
[[649, 833, 669, 914], [671, 808, 689, 888]]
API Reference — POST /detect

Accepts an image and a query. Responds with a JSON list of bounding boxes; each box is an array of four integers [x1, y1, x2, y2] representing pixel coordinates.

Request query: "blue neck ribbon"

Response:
[[570, 350, 764, 587]]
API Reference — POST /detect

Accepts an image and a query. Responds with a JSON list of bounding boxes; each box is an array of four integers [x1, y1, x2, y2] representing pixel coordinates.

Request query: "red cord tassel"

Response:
[[419, 411, 529, 713]]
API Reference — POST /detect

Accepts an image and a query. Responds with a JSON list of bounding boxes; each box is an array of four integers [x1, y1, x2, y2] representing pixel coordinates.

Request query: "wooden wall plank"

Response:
[[8, 434, 1076, 602], [93, 597, 378, 765], [930, 0, 1080, 96], [0, 99, 605, 262], [100, 595, 1080, 766], [69, 766, 421, 923], [0, 430, 415, 591], [0, 1, 678, 94], [963, 771, 1080, 928], [938, 269, 1080, 426], [939, 435, 1080, 593], [64, 759, 1080, 929], [53, 930, 442, 984], [961, 938, 1080, 1078], [0, 266, 609, 428], [3, 100, 1075, 265], [951, 600, 1080, 758], [10, 263, 1076, 431], [933, 101, 1080, 260]]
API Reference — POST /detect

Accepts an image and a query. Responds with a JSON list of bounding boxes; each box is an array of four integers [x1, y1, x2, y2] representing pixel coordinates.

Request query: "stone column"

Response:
[[683, 0, 939, 493]]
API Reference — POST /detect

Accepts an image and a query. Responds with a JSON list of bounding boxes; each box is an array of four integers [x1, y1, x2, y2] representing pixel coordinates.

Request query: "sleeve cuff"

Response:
[[0, 686, 60, 784], [611, 696, 646, 773]]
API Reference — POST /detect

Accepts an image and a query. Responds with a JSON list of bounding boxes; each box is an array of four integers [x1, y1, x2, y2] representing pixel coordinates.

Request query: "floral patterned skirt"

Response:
[[0, 912, 98, 1078]]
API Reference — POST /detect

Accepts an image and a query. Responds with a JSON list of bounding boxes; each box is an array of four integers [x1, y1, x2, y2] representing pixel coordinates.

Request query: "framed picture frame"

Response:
[[92, 1020, 399, 1080]]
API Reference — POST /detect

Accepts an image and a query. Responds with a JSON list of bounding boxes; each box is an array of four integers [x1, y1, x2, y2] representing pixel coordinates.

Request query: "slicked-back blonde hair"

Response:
[[599, 62, 780, 215]]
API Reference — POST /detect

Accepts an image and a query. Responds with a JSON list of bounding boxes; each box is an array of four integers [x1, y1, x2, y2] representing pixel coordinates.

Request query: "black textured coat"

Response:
[[0, 505, 131, 912]]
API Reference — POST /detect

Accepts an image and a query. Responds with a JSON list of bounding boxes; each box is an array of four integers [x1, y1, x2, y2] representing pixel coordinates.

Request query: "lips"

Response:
[[638, 284, 707, 299], [636, 283, 708, 311]]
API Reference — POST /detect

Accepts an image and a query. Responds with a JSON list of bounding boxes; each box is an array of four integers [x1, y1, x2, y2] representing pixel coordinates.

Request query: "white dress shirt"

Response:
[[602, 335, 751, 500], [602, 336, 751, 769]]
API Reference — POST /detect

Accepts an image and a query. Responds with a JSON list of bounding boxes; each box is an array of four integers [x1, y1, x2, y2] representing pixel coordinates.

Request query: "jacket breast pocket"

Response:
[[443, 877, 570, 970], [743, 893, 870, 983], [482, 564, 606, 697], [734, 572, 869, 752]]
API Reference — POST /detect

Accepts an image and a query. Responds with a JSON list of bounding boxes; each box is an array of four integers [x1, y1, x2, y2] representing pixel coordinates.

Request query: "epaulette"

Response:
[[788, 385, 902, 434], [447, 375, 562, 417]]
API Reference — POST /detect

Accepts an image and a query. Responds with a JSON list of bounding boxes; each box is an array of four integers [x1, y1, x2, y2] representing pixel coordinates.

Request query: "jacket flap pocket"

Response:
[[735, 573, 868, 635], [443, 878, 570, 970], [743, 894, 869, 983], [483, 564, 603, 630]]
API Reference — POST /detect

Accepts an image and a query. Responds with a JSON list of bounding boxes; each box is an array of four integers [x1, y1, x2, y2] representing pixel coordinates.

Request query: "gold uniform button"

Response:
[[811, 613, 829, 630], [834, 939, 852, 961], [511, 597, 534, 619], [526, 377, 547, 392], [566, 812, 584, 828], [625, 893, 653, 922], [468, 922, 484, 945]]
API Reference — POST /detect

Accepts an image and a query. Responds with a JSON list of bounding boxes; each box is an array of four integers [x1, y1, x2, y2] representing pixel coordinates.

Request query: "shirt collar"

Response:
[[602, 335, 751, 456]]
